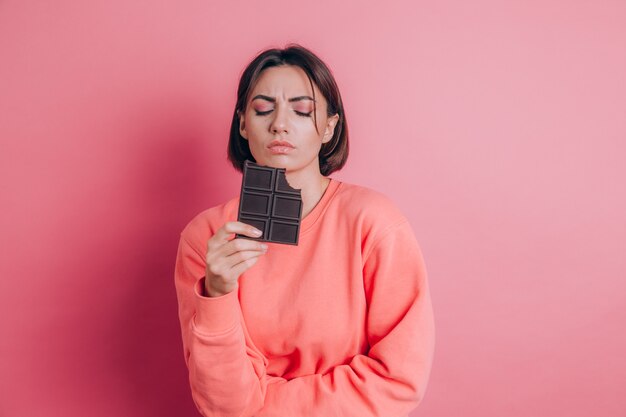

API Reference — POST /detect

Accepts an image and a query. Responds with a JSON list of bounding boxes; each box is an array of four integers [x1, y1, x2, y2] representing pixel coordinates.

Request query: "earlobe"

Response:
[[322, 115, 339, 144], [239, 113, 248, 140]]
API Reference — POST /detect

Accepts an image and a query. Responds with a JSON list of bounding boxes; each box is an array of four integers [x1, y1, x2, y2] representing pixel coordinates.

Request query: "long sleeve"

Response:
[[174, 184, 436, 417], [174, 234, 284, 417], [255, 220, 436, 417]]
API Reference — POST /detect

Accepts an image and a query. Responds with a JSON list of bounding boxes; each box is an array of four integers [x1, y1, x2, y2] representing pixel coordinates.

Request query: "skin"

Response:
[[204, 65, 340, 297]]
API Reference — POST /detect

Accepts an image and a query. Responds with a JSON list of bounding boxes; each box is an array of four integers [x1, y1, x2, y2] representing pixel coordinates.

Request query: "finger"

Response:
[[207, 238, 266, 266], [208, 221, 263, 252], [223, 249, 266, 270], [214, 221, 263, 244], [230, 254, 261, 279], [218, 238, 268, 258], [207, 247, 265, 289]]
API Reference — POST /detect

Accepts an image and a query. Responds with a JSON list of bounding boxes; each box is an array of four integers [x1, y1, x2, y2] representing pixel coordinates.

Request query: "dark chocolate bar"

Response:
[[236, 160, 302, 245]]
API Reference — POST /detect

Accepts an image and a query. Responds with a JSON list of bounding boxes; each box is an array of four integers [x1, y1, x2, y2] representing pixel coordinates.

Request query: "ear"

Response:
[[238, 110, 248, 140], [322, 114, 339, 144]]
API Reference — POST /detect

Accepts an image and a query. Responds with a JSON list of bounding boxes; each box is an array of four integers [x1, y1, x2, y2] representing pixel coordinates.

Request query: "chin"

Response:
[[253, 155, 293, 170]]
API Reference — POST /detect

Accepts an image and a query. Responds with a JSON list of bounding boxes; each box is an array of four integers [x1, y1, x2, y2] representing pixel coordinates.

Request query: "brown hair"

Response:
[[227, 43, 349, 176]]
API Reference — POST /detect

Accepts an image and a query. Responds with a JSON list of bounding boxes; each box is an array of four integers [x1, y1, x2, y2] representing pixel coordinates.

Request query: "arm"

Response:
[[174, 234, 286, 417], [256, 221, 436, 417]]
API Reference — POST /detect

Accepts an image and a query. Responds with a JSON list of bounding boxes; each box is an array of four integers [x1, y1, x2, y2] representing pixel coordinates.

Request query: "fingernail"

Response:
[[261, 244, 268, 251], [252, 228, 262, 236]]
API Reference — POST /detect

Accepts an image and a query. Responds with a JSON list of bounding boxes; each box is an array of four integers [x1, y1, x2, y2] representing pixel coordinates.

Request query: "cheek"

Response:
[[244, 114, 268, 133], [309, 114, 326, 137]]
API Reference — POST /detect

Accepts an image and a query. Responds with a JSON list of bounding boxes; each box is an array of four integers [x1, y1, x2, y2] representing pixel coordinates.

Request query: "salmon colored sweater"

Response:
[[174, 179, 435, 417]]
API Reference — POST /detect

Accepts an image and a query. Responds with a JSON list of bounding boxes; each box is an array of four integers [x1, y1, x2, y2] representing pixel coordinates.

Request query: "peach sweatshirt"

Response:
[[174, 179, 435, 417]]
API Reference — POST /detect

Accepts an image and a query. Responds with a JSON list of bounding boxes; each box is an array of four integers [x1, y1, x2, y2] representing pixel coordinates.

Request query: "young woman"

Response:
[[174, 44, 435, 417]]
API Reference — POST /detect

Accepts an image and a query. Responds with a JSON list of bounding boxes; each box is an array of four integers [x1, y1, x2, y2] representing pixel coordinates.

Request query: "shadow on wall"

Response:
[[106, 100, 229, 416]]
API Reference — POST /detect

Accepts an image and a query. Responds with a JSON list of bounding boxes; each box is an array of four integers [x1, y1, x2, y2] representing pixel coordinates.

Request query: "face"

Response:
[[238, 65, 339, 176]]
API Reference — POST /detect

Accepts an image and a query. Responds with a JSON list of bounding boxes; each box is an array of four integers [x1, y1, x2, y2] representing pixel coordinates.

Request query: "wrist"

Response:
[[203, 277, 229, 298]]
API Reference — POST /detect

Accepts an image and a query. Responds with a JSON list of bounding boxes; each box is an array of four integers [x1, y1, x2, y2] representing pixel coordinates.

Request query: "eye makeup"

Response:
[[251, 94, 315, 118], [254, 108, 313, 117]]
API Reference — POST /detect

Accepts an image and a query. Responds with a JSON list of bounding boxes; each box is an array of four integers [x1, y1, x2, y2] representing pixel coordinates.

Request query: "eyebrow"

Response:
[[251, 94, 316, 103]]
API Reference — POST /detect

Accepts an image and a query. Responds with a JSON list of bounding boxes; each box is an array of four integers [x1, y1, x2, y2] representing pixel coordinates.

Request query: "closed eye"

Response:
[[255, 109, 312, 117]]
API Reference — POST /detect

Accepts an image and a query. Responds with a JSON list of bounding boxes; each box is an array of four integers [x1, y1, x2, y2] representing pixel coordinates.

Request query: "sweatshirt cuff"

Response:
[[192, 277, 240, 334]]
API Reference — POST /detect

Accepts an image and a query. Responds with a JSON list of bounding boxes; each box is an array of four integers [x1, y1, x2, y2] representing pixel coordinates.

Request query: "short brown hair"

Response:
[[227, 44, 349, 176]]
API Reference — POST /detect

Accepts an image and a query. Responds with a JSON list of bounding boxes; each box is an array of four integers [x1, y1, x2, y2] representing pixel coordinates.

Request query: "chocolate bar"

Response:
[[236, 160, 302, 245]]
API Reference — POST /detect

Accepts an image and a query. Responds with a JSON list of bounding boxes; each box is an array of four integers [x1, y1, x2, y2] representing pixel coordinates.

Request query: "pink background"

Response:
[[1, 1, 625, 416]]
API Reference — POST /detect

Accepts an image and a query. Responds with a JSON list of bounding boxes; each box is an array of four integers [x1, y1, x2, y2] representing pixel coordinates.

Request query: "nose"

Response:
[[269, 104, 288, 134]]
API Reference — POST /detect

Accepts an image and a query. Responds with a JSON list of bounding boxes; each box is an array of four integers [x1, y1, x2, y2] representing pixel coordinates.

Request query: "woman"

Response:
[[174, 44, 435, 417]]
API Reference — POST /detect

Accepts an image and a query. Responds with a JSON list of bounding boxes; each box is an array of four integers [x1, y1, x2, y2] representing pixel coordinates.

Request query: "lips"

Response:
[[268, 140, 294, 149], [268, 140, 295, 155]]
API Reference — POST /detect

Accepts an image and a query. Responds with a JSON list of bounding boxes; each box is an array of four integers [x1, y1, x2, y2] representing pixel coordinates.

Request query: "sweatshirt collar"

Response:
[[300, 178, 341, 234]]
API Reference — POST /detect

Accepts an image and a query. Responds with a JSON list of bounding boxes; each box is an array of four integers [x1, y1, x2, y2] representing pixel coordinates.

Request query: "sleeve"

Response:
[[173, 233, 286, 417], [255, 220, 436, 417]]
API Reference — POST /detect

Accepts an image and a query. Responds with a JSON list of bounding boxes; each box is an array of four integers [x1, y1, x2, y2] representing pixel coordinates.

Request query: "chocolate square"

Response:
[[236, 160, 302, 245]]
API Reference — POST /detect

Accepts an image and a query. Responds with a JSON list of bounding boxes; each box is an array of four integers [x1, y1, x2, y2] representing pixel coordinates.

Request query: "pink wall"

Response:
[[1, 1, 624, 416]]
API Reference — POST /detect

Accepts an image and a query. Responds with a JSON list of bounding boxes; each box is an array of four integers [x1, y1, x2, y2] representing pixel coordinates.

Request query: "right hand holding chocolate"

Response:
[[204, 221, 267, 297]]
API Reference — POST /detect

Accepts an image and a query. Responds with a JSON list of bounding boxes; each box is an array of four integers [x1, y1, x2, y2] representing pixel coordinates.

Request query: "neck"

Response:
[[285, 169, 330, 219]]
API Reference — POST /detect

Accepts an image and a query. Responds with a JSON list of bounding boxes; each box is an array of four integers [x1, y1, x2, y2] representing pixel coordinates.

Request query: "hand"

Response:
[[204, 221, 268, 297]]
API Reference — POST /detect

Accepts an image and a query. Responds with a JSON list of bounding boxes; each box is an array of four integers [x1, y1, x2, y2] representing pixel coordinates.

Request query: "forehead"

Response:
[[250, 65, 321, 98]]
